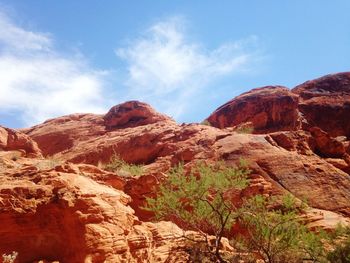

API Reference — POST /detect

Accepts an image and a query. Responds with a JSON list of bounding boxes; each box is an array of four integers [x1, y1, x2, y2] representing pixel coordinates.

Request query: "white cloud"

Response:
[[0, 12, 107, 126], [0, 11, 261, 126], [116, 16, 259, 118]]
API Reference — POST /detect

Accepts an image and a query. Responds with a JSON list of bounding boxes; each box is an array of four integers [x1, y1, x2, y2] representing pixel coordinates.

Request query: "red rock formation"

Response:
[[104, 101, 174, 129], [0, 126, 42, 157], [21, 96, 350, 219], [309, 127, 346, 158], [206, 86, 299, 133], [0, 72, 349, 262], [292, 72, 350, 137], [0, 158, 192, 263], [21, 113, 105, 157]]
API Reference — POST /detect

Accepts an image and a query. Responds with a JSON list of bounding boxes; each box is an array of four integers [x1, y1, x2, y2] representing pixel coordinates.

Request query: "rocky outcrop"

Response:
[[19, 92, 350, 219], [0, 157, 191, 263], [0, 126, 42, 157], [292, 72, 350, 137], [21, 113, 105, 157], [207, 86, 299, 133], [104, 101, 174, 129], [309, 127, 346, 158]]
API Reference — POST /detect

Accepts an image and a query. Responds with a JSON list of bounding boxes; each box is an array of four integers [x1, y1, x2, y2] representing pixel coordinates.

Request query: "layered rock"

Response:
[[21, 113, 105, 157], [0, 157, 190, 263], [292, 72, 350, 137], [0, 126, 42, 157], [206, 86, 299, 133], [21, 114, 350, 219]]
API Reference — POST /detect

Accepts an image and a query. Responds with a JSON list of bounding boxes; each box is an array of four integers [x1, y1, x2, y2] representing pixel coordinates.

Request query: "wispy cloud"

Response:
[[0, 11, 262, 127], [0, 12, 107, 126], [116, 16, 260, 118]]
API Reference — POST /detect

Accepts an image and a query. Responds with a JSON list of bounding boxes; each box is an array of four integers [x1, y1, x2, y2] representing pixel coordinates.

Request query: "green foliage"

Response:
[[327, 226, 350, 263], [104, 155, 143, 177], [236, 195, 329, 263], [145, 161, 250, 262]]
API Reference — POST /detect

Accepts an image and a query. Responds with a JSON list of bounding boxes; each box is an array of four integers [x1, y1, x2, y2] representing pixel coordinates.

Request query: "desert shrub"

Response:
[[104, 155, 143, 177], [236, 195, 329, 263], [234, 122, 254, 134], [327, 226, 350, 263], [145, 161, 250, 263]]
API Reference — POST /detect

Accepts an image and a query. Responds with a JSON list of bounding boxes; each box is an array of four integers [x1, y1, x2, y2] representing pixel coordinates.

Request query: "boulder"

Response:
[[104, 101, 174, 129]]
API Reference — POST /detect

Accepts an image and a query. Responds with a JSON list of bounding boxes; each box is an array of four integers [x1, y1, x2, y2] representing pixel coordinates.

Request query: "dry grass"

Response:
[[104, 155, 143, 177]]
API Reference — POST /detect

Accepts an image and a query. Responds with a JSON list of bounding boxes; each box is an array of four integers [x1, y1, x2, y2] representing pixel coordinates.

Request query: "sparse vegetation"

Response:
[[105, 154, 143, 177], [235, 194, 329, 263], [327, 225, 350, 263], [144, 160, 350, 263], [234, 122, 254, 134], [145, 161, 250, 262]]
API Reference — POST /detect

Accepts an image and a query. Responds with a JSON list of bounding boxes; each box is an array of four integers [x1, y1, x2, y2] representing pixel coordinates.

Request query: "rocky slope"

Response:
[[1, 72, 350, 262]]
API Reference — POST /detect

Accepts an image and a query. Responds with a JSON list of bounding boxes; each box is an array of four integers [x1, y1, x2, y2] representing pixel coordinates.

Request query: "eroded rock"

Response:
[[207, 86, 299, 133], [292, 72, 350, 137], [104, 101, 174, 129]]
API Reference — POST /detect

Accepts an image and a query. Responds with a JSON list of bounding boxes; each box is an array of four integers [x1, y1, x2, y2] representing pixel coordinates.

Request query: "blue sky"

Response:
[[0, 1, 349, 128]]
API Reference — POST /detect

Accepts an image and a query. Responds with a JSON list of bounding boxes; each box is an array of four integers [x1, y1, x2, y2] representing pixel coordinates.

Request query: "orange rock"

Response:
[[0, 161, 191, 263], [207, 86, 299, 133], [309, 126, 346, 158], [21, 103, 350, 219], [0, 126, 42, 157], [104, 101, 174, 129], [4, 72, 347, 262], [22, 113, 105, 156], [292, 72, 350, 137]]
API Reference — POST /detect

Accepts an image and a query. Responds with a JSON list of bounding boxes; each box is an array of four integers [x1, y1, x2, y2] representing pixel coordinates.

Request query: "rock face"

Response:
[[1, 72, 350, 262], [104, 101, 174, 129], [21, 113, 105, 157], [292, 72, 350, 137], [0, 126, 42, 157], [0, 158, 189, 263], [207, 86, 299, 133]]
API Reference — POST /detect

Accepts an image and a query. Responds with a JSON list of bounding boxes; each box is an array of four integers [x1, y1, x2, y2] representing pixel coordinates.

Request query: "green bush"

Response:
[[145, 161, 250, 263], [144, 160, 350, 263], [104, 155, 143, 177], [327, 226, 350, 263], [236, 195, 329, 263]]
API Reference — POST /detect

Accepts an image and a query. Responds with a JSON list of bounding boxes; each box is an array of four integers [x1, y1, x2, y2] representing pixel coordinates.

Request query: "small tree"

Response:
[[145, 161, 250, 262], [236, 195, 328, 263]]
